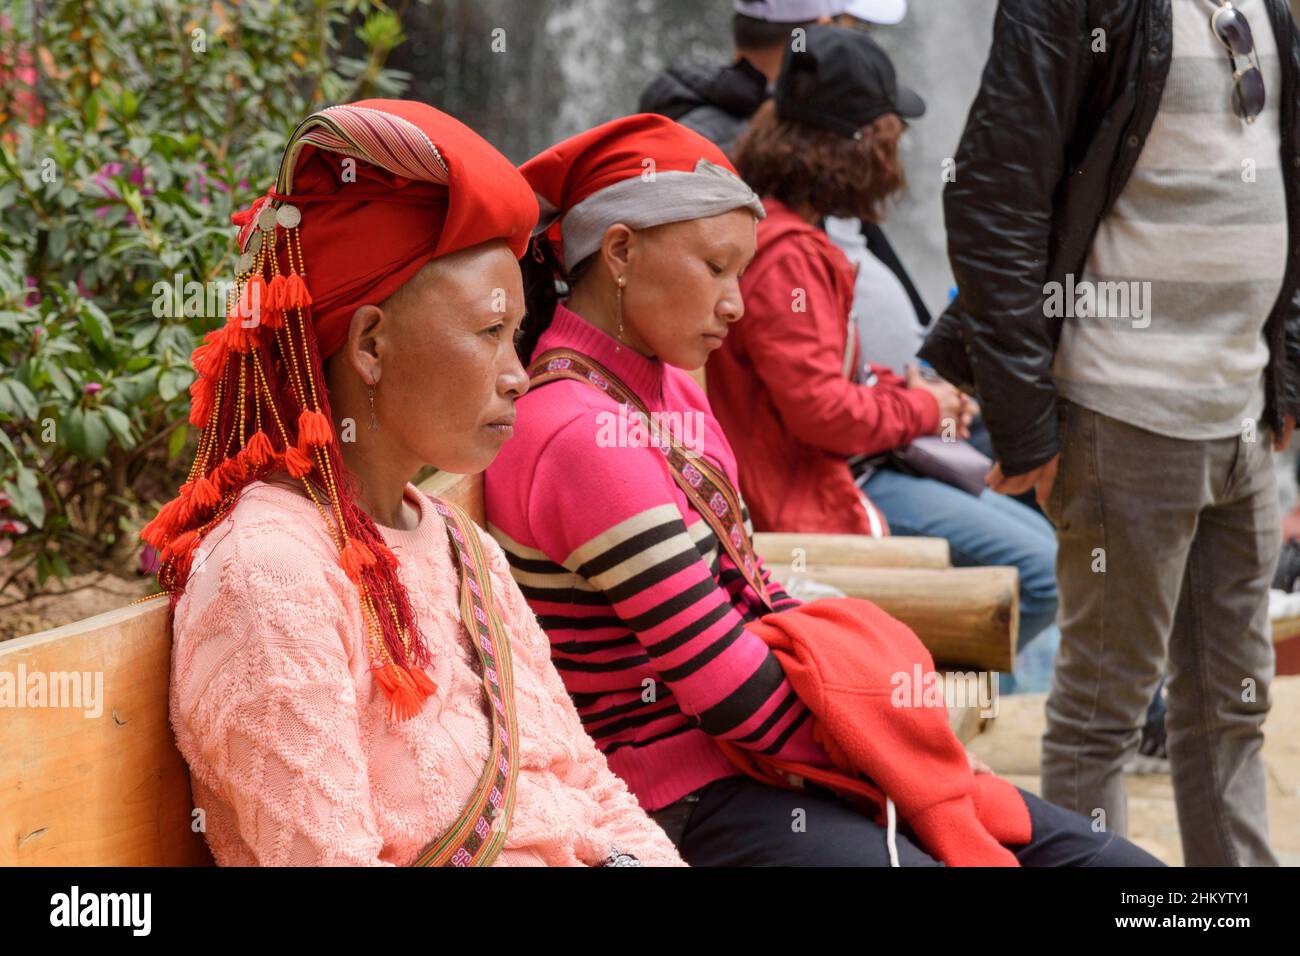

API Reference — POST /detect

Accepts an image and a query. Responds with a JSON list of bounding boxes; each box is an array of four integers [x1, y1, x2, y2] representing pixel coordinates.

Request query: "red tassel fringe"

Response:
[[141, 206, 431, 720], [373, 661, 438, 722]]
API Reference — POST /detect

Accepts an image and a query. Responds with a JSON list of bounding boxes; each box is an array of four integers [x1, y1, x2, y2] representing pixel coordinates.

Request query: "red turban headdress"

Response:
[[140, 100, 538, 721], [519, 113, 764, 272]]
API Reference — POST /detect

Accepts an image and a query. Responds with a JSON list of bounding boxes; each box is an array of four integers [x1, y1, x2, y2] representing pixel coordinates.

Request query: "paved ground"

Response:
[[970, 676, 1300, 866]]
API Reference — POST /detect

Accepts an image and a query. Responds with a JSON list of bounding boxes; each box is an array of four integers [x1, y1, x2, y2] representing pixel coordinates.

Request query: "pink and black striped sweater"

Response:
[[484, 302, 832, 812]]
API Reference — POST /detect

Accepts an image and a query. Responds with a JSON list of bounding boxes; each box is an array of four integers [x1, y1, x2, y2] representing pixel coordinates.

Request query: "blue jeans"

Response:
[[862, 467, 1060, 690]]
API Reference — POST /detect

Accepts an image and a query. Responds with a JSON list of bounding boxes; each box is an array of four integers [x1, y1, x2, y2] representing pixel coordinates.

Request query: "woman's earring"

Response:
[[367, 377, 379, 432], [615, 275, 626, 352]]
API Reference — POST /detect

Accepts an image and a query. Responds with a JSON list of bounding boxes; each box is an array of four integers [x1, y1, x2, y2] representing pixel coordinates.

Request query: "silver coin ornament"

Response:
[[276, 204, 301, 229], [237, 252, 255, 274], [257, 206, 277, 232]]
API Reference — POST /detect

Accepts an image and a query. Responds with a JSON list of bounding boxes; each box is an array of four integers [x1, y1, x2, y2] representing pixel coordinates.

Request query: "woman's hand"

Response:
[[958, 393, 979, 437], [966, 748, 993, 775], [905, 363, 967, 438]]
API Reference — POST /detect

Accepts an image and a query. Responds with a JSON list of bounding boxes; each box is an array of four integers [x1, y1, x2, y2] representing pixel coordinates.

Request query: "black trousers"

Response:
[[651, 776, 1164, 867]]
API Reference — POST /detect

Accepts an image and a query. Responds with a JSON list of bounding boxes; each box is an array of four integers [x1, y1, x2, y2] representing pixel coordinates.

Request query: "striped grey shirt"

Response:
[[1052, 0, 1289, 439]]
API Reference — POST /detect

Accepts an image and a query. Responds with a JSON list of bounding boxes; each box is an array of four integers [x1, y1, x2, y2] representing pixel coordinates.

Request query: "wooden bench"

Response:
[[1, 469, 1012, 866], [0, 597, 212, 866]]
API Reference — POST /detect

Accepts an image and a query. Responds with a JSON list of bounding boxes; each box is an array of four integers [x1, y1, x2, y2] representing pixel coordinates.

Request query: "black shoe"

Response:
[[1273, 538, 1300, 592], [1123, 713, 1170, 774]]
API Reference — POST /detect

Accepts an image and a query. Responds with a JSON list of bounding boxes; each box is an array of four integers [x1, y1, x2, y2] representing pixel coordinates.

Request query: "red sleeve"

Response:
[[738, 236, 940, 457], [869, 364, 907, 388]]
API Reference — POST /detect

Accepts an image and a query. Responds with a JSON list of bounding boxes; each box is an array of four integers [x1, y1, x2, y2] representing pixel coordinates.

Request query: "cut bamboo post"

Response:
[[761, 563, 1018, 672], [755, 531, 950, 569], [417, 474, 1012, 669]]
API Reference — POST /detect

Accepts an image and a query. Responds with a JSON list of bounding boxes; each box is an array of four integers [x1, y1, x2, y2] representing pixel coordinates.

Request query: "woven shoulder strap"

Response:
[[411, 497, 521, 867], [527, 347, 773, 612]]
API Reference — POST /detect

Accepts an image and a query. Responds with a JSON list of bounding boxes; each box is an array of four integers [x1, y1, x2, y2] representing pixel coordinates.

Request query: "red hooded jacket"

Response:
[[719, 597, 1032, 866], [706, 198, 939, 535]]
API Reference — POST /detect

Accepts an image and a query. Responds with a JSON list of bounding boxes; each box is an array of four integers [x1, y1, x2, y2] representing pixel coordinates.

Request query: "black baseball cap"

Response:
[[774, 24, 925, 138]]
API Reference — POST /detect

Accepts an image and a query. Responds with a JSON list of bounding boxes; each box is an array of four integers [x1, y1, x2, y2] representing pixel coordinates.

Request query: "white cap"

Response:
[[837, 0, 908, 24], [733, 0, 841, 22]]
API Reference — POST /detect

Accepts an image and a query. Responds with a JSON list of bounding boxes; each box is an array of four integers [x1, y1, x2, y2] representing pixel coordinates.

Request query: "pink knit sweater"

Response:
[[484, 302, 834, 813], [169, 479, 685, 866]]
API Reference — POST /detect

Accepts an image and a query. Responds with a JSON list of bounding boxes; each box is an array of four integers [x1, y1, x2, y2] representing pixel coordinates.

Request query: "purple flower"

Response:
[[210, 177, 250, 194], [192, 169, 215, 206], [83, 382, 103, 395], [92, 161, 153, 225]]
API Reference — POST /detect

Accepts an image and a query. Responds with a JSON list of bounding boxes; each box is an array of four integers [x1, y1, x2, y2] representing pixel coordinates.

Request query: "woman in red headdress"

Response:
[[484, 113, 1162, 868], [142, 100, 683, 867]]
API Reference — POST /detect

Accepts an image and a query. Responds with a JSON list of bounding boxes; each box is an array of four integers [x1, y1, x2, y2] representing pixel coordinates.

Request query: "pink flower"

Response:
[[83, 382, 103, 396], [92, 161, 153, 225], [212, 177, 250, 195]]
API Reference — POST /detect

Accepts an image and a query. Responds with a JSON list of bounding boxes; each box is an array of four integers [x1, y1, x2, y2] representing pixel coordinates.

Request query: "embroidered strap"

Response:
[[527, 347, 773, 612], [411, 498, 521, 867]]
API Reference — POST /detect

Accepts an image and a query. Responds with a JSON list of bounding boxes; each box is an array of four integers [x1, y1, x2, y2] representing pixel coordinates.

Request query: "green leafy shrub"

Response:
[[0, 0, 416, 601]]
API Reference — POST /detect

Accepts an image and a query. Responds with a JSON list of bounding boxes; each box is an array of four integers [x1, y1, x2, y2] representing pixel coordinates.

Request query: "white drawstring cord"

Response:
[[886, 797, 900, 867]]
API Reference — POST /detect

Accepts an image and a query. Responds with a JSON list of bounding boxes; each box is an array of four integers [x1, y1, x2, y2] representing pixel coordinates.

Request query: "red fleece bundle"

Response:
[[718, 596, 1032, 866]]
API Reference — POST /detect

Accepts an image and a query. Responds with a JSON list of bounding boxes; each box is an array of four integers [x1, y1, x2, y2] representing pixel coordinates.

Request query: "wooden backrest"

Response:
[[0, 598, 212, 866]]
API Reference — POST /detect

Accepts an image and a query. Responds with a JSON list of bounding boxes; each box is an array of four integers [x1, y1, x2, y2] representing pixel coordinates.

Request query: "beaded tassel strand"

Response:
[[138, 194, 436, 721]]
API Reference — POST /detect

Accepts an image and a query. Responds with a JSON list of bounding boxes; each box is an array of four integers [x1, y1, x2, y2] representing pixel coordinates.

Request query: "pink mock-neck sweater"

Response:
[[484, 303, 833, 813], [169, 479, 684, 866]]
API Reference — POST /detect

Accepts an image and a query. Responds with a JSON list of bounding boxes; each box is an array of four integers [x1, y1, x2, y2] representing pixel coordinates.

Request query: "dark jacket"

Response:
[[637, 58, 769, 156], [918, 0, 1300, 475], [639, 59, 934, 324]]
